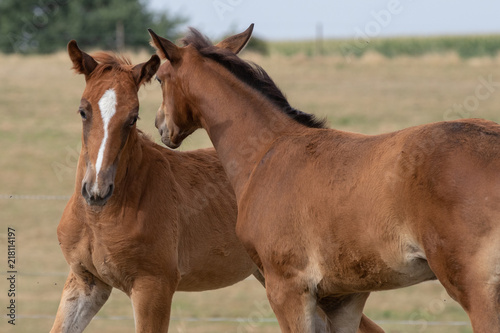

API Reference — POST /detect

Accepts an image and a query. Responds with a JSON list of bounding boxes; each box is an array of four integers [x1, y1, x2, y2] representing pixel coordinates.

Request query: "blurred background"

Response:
[[2, 1, 500, 332]]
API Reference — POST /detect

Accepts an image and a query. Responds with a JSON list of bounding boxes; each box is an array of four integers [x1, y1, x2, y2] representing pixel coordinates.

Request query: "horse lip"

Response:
[[160, 134, 171, 146], [159, 130, 181, 149], [158, 126, 173, 147], [85, 198, 108, 207], [165, 138, 181, 149]]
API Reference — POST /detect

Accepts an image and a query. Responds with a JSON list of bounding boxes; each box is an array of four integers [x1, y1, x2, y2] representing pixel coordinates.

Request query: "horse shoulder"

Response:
[[57, 195, 99, 277], [57, 195, 89, 252]]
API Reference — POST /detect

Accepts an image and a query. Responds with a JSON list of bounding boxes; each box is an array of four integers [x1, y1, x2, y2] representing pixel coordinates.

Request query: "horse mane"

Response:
[[181, 29, 328, 129], [87, 52, 134, 78]]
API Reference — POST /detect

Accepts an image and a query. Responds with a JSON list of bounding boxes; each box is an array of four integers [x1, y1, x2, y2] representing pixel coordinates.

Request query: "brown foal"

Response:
[[50, 41, 261, 332], [149, 25, 500, 332]]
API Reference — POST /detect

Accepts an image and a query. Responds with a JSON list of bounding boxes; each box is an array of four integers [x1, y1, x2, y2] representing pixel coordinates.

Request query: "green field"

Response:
[[269, 34, 500, 59], [2, 46, 500, 332]]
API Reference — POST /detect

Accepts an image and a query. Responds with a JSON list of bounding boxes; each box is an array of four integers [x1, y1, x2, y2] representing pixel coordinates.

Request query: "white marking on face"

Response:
[[94, 89, 117, 185]]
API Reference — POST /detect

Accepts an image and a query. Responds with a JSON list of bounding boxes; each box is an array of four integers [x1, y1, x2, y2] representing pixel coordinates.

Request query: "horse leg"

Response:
[[130, 275, 178, 333], [253, 267, 381, 332], [253, 269, 329, 332], [426, 242, 500, 332], [265, 276, 374, 333], [312, 307, 384, 333], [264, 271, 319, 332], [465, 286, 500, 333], [253, 268, 330, 332], [252, 268, 266, 287], [50, 269, 112, 333], [317, 293, 373, 333]]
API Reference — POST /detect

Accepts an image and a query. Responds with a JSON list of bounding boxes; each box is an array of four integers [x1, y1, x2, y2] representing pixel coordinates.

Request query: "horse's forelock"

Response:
[[88, 52, 133, 78], [181, 28, 213, 50]]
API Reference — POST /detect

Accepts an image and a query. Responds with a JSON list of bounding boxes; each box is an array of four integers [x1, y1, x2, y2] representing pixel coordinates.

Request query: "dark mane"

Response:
[[181, 29, 328, 129], [88, 52, 133, 77]]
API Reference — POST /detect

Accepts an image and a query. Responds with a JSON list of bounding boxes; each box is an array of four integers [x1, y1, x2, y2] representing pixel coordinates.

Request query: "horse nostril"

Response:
[[81, 182, 89, 199], [81, 181, 113, 206], [103, 184, 114, 201]]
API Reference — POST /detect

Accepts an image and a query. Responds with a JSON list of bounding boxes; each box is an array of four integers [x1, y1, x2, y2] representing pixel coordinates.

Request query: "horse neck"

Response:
[[189, 72, 304, 199], [114, 130, 143, 188]]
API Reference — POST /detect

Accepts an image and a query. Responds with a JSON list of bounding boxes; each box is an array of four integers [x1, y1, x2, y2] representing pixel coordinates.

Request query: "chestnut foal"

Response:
[[149, 26, 383, 333], [51, 41, 261, 332], [150, 24, 500, 333]]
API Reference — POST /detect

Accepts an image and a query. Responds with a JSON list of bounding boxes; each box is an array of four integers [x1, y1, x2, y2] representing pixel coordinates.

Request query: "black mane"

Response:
[[181, 28, 328, 129]]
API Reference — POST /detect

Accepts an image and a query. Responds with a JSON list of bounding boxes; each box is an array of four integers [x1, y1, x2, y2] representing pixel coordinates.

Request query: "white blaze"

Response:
[[94, 89, 117, 185]]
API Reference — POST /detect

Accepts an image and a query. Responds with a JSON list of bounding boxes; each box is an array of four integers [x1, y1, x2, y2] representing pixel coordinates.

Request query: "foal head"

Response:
[[149, 25, 326, 149], [68, 40, 160, 206], [148, 25, 254, 148]]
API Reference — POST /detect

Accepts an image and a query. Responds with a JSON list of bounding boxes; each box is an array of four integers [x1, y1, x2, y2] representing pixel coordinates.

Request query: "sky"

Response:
[[148, 0, 500, 41]]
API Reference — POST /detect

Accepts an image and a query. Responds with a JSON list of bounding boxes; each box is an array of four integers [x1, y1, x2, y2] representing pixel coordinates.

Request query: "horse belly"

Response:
[[380, 247, 437, 290], [175, 237, 257, 292], [319, 238, 436, 294]]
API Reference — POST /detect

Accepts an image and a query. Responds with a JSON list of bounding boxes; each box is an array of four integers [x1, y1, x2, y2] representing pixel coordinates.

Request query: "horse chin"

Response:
[[162, 134, 181, 149]]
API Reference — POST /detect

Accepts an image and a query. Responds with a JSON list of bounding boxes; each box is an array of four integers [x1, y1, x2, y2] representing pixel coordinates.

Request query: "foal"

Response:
[[50, 41, 259, 332], [150, 25, 500, 333]]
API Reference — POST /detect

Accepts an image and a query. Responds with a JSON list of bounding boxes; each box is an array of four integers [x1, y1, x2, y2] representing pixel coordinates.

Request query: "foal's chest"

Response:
[[68, 234, 135, 293]]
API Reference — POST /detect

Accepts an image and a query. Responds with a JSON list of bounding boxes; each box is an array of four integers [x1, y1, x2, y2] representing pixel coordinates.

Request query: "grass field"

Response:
[[268, 35, 500, 59], [2, 48, 500, 333]]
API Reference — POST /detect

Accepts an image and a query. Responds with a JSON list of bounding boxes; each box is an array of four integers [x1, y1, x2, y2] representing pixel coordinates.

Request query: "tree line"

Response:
[[0, 0, 186, 54]]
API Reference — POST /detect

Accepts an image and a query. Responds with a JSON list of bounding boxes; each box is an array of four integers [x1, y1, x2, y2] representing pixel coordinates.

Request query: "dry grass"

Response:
[[3, 49, 500, 332]]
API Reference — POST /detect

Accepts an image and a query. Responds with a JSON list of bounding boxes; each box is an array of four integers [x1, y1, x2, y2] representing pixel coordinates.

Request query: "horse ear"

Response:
[[148, 29, 181, 64], [132, 54, 161, 87], [67, 40, 98, 77], [216, 23, 254, 54]]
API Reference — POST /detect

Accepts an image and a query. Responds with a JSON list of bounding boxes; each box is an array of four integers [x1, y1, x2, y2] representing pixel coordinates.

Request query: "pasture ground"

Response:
[[2, 49, 500, 332]]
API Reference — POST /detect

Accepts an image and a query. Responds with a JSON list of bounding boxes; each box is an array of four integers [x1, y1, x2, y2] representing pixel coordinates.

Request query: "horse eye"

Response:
[[129, 116, 138, 126], [79, 109, 87, 120], [155, 76, 162, 84]]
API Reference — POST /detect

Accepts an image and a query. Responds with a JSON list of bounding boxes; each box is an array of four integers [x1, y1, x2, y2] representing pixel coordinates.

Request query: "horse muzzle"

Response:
[[81, 164, 116, 206]]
